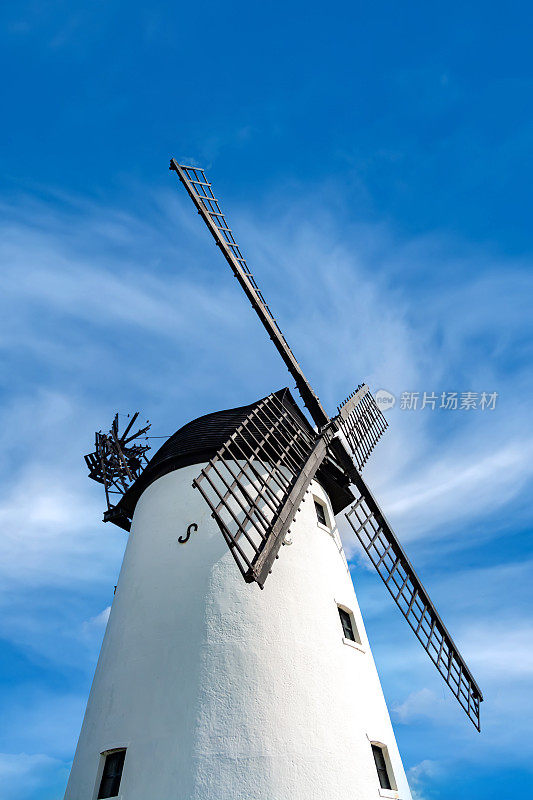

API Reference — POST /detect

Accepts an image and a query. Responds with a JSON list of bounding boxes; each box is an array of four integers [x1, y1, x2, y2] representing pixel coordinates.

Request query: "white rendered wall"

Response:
[[65, 465, 412, 800]]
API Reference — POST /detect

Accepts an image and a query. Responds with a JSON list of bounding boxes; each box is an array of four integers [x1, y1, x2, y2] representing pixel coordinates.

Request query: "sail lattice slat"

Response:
[[193, 393, 330, 588], [345, 491, 483, 730]]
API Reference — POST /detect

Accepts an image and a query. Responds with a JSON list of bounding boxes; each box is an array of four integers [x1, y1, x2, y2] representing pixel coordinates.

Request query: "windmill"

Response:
[[64, 162, 483, 800]]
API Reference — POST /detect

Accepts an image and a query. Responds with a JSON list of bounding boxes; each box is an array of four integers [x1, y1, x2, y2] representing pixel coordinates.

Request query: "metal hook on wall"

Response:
[[178, 523, 198, 544]]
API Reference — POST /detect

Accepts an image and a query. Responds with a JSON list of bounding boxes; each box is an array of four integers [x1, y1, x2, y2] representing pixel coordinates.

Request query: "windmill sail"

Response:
[[337, 385, 388, 471], [193, 392, 332, 588], [170, 160, 329, 428], [345, 477, 483, 730]]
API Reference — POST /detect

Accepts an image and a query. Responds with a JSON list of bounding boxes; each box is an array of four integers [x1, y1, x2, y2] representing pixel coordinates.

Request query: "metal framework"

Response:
[[193, 393, 332, 588], [345, 488, 483, 730], [170, 160, 329, 427], [337, 385, 388, 471], [85, 413, 151, 515], [168, 159, 484, 729]]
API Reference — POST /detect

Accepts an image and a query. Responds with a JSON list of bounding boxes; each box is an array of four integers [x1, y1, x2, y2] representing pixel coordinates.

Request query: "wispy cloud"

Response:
[[407, 759, 443, 800], [465, 622, 533, 679], [86, 606, 111, 628], [0, 391, 121, 594], [0, 752, 69, 800], [394, 689, 448, 724]]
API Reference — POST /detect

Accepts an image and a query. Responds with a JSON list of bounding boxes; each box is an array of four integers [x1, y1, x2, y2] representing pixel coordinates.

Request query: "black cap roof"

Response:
[[111, 388, 353, 527]]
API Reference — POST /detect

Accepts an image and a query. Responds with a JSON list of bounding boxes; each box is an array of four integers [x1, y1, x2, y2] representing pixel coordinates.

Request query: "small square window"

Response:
[[371, 744, 392, 791], [314, 500, 327, 526], [338, 607, 356, 642], [98, 749, 126, 799]]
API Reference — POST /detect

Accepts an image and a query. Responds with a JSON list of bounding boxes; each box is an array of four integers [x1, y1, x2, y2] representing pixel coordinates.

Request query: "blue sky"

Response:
[[1, 1, 532, 798]]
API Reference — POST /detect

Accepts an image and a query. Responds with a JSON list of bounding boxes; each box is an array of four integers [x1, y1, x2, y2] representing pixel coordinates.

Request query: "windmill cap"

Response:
[[112, 388, 353, 526]]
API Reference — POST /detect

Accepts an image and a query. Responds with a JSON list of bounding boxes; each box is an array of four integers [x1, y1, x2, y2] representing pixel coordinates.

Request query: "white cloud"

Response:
[[380, 437, 533, 543], [465, 622, 533, 679], [407, 759, 443, 800], [0, 465, 109, 589], [0, 391, 124, 594], [0, 752, 60, 778], [394, 689, 447, 724], [85, 605, 111, 629], [0, 752, 68, 800]]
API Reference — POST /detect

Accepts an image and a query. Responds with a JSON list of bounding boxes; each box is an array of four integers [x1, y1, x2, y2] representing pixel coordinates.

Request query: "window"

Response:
[[338, 606, 357, 642], [314, 500, 327, 526], [98, 749, 126, 799], [371, 744, 392, 791]]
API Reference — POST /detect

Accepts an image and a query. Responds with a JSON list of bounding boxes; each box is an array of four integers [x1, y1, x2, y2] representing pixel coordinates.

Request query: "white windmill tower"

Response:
[[64, 162, 483, 800]]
